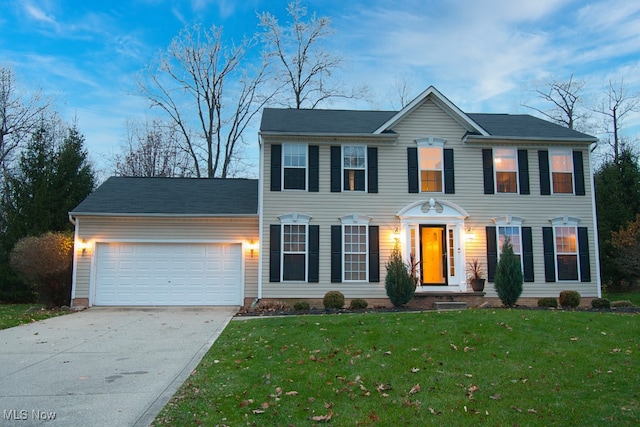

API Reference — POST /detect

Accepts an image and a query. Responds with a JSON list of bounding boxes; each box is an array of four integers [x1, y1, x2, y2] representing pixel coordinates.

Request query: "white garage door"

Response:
[[94, 242, 242, 306]]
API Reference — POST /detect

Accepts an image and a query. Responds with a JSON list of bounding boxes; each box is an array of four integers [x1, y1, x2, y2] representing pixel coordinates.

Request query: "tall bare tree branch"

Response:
[[522, 74, 588, 130]]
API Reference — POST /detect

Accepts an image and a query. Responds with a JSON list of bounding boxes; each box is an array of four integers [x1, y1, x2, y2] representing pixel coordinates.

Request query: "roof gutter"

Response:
[[68, 212, 259, 218], [463, 135, 598, 145], [258, 131, 398, 141]]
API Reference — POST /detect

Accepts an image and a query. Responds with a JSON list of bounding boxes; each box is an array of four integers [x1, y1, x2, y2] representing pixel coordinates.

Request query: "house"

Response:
[[70, 86, 601, 308]]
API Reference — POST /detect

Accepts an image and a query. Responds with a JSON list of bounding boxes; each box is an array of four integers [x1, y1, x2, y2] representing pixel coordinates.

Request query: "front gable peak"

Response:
[[373, 86, 489, 136]]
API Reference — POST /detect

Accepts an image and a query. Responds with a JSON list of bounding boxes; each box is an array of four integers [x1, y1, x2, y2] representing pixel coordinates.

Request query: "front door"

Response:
[[420, 225, 447, 285]]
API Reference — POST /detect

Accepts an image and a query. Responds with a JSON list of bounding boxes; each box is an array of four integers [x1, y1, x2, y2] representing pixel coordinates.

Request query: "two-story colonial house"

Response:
[[69, 86, 600, 308]]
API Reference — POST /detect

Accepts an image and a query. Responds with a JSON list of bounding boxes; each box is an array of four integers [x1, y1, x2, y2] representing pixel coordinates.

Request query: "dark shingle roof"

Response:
[[467, 113, 596, 140], [71, 177, 258, 216], [260, 108, 396, 134], [260, 108, 596, 141]]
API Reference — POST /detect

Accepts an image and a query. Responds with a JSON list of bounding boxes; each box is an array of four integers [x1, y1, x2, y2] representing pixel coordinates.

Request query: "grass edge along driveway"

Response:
[[0, 304, 70, 330], [153, 309, 639, 426]]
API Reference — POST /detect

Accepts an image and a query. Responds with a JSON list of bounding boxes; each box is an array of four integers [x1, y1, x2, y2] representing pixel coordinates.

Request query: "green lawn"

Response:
[[604, 290, 640, 306], [153, 309, 639, 426], [0, 304, 70, 330]]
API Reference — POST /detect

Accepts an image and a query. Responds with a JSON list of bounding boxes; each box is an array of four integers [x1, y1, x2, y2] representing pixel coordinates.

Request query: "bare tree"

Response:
[[522, 74, 589, 130], [592, 79, 639, 162], [388, 73, 415, 110], [0, 67, 51, 172], [259, 1, 369, 109], [112, 118, 192, 177], [136, 24, 271, 178]]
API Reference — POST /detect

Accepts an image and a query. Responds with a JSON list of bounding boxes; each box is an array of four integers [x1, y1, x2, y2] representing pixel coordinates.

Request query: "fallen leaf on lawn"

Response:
[[324, 402, 333, 409], [411, 367, 420, 373], [464, 373, 473, 378], [311, 410, 333, 422], [252, 409, 265, 414], [285, 391, 298, 396], [238, 400, 251, 407], [384, 351, 392, 356], [450, 343, 458, 351], [570, 337, 579, 341], [528, 409, 537, 413], [490, 393, 501, 400], [409, 384, 421, 395], [512, 406, 523, 413], [261, 402, 270, 409]]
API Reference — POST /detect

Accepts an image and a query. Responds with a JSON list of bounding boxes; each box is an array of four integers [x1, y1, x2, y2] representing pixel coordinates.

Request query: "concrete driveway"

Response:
[[0, 306, 237, 427]]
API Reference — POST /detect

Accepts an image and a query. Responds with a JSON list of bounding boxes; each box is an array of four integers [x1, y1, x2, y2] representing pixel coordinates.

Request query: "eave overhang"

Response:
[[463, 135, 598, 145]]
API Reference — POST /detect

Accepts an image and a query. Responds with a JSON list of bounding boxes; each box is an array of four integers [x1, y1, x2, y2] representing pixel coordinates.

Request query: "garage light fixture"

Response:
[[246, 240, 259, 258], [76, 239, 93, 257]]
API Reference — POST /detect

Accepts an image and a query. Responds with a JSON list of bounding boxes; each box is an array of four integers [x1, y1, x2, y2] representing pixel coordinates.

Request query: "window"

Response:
[[343, 146, 366, 191], [283, 144, 306, 190], [494, 148, 518, 193], [550, 149, 573, 194], [344, 225, 368, 281], [555, 226, 578, 280], [282, 224, 306, 281], [498, 226, 522, 268], [419, 146, 443, 192]]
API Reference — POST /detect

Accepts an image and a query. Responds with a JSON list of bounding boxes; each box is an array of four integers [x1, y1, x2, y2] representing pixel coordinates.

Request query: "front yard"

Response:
[[0, 304, 69, 330], [153, 309, 639, 426]]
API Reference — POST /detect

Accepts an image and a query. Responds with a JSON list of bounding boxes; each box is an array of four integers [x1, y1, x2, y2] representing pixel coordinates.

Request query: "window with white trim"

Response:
[[498, 226, 522, 266], [343, 145, 366, 191], [550, 149, 573, 194], [419, 146, 443, 192], [283, 144, 307, 190], [344, 225, 368, 281], [494, 148, 518, 193], [555, 226, 578, 280]]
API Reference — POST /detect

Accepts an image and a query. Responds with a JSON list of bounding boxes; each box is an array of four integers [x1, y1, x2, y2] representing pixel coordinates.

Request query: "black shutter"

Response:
[[573, 150, 585, 196], [308, 225, 319, 282], [482, 149, 495, 194], [270, 144, 282, 191], [543, 227, 556, 282], [407, 147, 418, 193], [369, 226, 380, 282], [269, 225, 281, 282], [331, 225, 342, 282], [308, 145, 319, 192], [578, 227, 591, 282], [539, 150, 551, 195], [444, 148, 455, 194], [331, 146, 341, 192], [518, 149, 530, 195], [486, 226, 497, 282], [522, 227, 534, 282], [367, 147, 378, 193]]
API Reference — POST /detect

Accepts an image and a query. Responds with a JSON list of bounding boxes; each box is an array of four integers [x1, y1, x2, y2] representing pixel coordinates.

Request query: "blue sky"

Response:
[[1, 0, 639, 176]]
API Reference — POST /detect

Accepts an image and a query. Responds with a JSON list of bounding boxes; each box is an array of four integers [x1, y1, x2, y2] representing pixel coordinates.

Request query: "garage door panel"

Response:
[[94, 242, 242, 306]]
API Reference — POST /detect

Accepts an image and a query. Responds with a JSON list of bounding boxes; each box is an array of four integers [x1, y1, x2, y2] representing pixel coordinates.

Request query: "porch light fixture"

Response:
[[465, 227, 475, 242], [247, 240, 259, 258], [392, 227, 401, 243], [76, 240, 93, 257]]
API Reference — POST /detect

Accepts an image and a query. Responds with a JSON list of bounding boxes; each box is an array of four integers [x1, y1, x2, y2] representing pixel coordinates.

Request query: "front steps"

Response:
[[433, 301, 468, 310], [406, 291, 485, 310]]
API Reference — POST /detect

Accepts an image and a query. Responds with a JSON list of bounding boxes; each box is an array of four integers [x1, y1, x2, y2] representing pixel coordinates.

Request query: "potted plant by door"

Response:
[[467, 259, 486, 292]]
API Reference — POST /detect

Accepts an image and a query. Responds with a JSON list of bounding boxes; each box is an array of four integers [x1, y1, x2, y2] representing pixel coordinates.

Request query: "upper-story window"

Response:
[[343, 145, 366, 191], [550, 149, 573, 194], [283, 144, 307, 190], [494, 148, 518, 193], [420, 146, 443, 192]]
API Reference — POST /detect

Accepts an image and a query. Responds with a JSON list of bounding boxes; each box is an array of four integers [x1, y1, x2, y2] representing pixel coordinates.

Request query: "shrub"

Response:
[[293, 301, 310, 311], [385, 245, 414, 307], [9, 232, 73, 308], [559, 290, 581, 308], [537, 297, 558, 308], [611, 300, 635, 308], [493, 238, 523, 307], [349, 298, 368, 309], [323, 291, 345, 309], [591, 298, 611, 309], [255, 300, 289, 312]]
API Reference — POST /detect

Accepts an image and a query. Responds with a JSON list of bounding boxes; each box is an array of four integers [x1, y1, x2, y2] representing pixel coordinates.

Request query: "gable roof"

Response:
[[260, 108, 396, 135], [466, 113, 596, 141], [70, 177, 258, 217]]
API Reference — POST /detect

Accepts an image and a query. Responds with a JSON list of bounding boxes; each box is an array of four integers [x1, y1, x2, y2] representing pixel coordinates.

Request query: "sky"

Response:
[[1, 0, 639, 177]]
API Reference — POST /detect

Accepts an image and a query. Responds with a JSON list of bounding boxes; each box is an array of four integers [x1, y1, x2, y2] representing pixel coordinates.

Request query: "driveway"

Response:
[[0, 306, 237, 427]]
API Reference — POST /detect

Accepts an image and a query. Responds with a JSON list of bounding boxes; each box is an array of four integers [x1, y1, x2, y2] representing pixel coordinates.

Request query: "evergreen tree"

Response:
[[493, 238, 523, 307], [594, 148, 640, 287], [385, 244, 414, 307]]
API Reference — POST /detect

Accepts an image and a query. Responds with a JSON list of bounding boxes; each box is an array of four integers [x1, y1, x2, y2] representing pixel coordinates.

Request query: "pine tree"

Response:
[[493, 238, 523, 307], [385, 244, 414, 307]]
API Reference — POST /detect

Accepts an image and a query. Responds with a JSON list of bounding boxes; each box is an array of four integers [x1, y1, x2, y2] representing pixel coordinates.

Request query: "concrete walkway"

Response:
[[0, 306, 237, 426]]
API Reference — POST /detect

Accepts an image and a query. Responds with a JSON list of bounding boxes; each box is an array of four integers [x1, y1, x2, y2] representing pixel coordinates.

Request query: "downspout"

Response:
[[256, 134, 264, 302], [69, 214, 80, 306], [588, 142, 603, 297]]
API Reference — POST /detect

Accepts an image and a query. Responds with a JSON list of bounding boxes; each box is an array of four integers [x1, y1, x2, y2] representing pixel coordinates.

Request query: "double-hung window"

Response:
[[550, 149, 573, 194], [343, 145, 366, 191], [498, 225, 522, 268], [282, 223, 307, 281], [419, 146, 443, 192], [283, 144, 307, 190], [344, 224, 368, 281], [554, 226, 578, 280], [494, 148, 518, 193]]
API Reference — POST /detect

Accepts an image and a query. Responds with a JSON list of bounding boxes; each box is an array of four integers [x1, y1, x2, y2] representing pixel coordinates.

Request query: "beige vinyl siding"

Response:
[[73, 216, 258, 300], [260, 99, 599, 299]]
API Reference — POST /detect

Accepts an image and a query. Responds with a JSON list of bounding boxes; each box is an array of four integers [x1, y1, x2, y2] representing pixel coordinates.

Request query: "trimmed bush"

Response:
[[559, 290, 581, 308], [591, 298, 611, 309], [385, 245, 414, 307], [323, 291, 345, 309], [293, 301, 310, 311], [349, 298, 368, 310], [493, 238, 523, 307], [537, 297, 558, 308], [255, 300, 289, 312], [611, 300, 635, 308]]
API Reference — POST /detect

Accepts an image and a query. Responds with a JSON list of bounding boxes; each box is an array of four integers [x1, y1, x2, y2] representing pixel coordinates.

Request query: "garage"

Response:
[[94, 242, 242, 306]]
